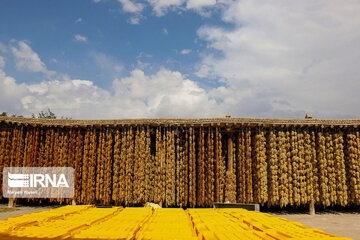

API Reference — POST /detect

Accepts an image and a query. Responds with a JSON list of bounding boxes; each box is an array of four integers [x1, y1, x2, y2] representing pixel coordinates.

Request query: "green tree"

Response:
[[32, 108, 71, 119], [0, 112, 22, 117], [33, 108, 57, 119]]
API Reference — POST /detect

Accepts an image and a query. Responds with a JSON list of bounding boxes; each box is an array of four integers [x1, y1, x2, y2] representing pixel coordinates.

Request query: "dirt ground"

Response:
[[0, 204, 55, 220], [271, 212, 360, 240]]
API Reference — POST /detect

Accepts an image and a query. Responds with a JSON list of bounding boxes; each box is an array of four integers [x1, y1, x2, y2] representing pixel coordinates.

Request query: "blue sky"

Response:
[[0, 0, 226, 87], [1, 1, 360, 119]]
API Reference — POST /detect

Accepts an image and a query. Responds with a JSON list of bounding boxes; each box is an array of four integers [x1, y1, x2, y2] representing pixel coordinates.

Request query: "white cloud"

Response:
[[129, 16, 141, 24], [74, 34, 88, 43], [114, 0, 219, 19], [72, 79, 93, 88], [146, 0, 185, 16], [102, 0, 223, 25], [0, 66, 219, 118], [162, 28, 168, 35], [93, 0, 101, 3], [75, 17, 82, 23], [112, 68, 217, 117], [180, 49, 192, 54], [1, 41, 217, 118], [0, 70, 27, 114], [137, 52, 152, 58], [0, 56, 4, 69], [195, 0, 360, 118], [118, 0, 144, 13], [186, 0, 216, 9], [91, 51, 123, 75], [10, 41, 55, 76], [136, 60, 150, 69], [195, 64, 212, 78], [146, 0, 219, 16], [136, 52, 152, 69], [117, 0, 144, 24]]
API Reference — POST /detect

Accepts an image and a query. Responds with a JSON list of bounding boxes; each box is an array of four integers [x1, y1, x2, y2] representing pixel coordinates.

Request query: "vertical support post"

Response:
[[8, 198, 15, 208], [225, 133, 236, 203], [72, 199, 77, 205], [227, 134, 233, 171], [309, 200, 315, 215], [306, 114, 315, 215]]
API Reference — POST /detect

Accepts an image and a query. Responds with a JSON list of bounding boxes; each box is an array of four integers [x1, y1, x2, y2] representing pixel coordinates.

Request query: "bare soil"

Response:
[[0, 207, 19, 213], [0, 204, 54, 220], [271, 212, 360, 240]]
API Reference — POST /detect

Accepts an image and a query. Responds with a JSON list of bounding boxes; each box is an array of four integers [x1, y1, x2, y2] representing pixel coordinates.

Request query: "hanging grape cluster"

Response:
[[1, 120, 360, 208]]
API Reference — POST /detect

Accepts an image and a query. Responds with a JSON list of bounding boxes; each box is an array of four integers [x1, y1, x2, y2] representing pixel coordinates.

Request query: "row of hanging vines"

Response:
[[0, 124, 359, 207]]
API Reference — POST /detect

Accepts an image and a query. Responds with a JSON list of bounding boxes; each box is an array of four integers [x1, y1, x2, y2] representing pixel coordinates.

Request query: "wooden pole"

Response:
[[305, 114, 315, 215], [225, 133, 236, 203], [227, 134, 233, 171], [72, 199, 77, 205], [8, 198, 15, 208], [309, 200, 315, 215]]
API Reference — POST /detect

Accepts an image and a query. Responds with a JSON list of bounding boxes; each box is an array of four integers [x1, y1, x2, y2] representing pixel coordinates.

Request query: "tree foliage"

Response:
[[32, 108, 57, 119]]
